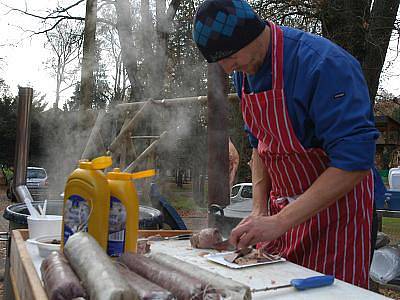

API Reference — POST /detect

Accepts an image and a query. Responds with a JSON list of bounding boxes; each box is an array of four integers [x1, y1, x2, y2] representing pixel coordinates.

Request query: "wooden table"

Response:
[[8, 229, 390, 300]]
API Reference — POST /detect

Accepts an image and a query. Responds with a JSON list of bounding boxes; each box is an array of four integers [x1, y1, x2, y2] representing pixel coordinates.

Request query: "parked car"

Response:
[[209, 184, 253, 237], [230, 183, 252, 204], [7, 167, 49, 201]]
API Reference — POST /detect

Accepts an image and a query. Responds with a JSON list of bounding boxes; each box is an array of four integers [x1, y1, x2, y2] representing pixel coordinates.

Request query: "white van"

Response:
[[230, 183, 252, 204]]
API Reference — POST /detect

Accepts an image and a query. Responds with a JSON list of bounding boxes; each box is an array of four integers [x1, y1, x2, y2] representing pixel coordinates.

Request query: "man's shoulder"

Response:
[[281, 26, 359, 74], [281, 26, 353, 61]]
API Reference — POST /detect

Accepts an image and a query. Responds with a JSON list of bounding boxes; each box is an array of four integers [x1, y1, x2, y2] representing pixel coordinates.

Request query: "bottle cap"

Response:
[[107, 168, 132, 180], [91, 156, 112, 170], [131, 169, 156, 179], [107, 169, 156, 180], [79, 161, 93, 169], [78, 156, 112, 170]]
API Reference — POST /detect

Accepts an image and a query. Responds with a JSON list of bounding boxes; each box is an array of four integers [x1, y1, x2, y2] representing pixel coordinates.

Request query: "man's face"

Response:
[[217, 42, 263, 75]]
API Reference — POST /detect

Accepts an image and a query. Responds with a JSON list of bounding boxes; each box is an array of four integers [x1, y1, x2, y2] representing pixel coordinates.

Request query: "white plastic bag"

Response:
[[370, 246, 400, 284]]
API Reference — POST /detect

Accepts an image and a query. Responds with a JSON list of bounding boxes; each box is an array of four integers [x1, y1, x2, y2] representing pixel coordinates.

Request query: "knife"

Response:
[[251, 275, 335, 292], [223, 247, 253, 263], [213, 239, 235, 251]]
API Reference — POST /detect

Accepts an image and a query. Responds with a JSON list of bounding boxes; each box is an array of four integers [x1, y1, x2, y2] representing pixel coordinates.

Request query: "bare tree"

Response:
[[114, 0, 144, 101], [45, 21, 83, 108], [363, 0, 400, 103]]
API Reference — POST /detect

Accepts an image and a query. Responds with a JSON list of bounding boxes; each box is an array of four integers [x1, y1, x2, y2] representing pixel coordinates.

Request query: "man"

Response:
[[229, 138, 239, 189], [193, 0, 384, 289]]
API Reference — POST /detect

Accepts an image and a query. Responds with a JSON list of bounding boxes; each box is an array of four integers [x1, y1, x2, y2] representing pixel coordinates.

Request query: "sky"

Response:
[[0, 1, 399, 110], [0, 0, 85, 109]]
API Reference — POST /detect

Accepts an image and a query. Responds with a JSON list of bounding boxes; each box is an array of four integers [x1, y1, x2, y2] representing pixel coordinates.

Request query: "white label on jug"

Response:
[[64, 195, 90, 244], [107, 196, 126, 257]]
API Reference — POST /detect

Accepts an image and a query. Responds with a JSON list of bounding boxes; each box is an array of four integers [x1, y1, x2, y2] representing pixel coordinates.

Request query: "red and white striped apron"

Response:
[[240, 22, 374, 289]]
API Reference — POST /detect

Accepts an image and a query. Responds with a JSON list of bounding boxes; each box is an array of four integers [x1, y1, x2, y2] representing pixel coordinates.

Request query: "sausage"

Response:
[[116, 264, 175, 300], [149, 253, 251, 300], [64, 232, 137, 300], [119, 252, 204, 300], [40, 251, 86, 300]]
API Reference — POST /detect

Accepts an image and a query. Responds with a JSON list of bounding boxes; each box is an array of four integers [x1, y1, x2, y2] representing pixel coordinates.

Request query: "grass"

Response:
[[382, 217, 400, 245], [160, 181, 207, 212], [1, 167, 13, 184]]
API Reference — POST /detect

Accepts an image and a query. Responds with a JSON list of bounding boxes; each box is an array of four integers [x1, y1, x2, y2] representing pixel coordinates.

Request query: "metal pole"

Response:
[[5, 87, 33, 300], [13, 87, 33, 190], [207, 63, 229, 226]]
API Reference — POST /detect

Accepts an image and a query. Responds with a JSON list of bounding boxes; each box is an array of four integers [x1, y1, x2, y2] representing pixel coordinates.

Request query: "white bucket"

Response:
[[27, 215, 62, 239], [389, 167, 400, 191], [370, 246, 400, 284]]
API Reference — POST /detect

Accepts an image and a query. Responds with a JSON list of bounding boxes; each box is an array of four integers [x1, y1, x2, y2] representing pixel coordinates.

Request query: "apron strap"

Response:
[[268, 21, 284, 91]]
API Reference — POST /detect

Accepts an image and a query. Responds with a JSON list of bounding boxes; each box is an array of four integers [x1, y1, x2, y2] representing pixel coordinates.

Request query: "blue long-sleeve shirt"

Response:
[[233, 24, 385, 201]]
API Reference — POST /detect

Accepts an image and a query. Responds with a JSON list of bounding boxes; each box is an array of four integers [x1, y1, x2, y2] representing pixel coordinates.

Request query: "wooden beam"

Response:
[[109, 100, 152, 152], [124, 131, 168, 172], [131, 135, 160, 139], [116, 94, 239, 111]]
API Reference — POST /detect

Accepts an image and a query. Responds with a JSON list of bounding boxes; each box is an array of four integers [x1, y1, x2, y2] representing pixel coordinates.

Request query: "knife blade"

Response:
[[213, 239, 235, 251], [224, 247, 253, 263]]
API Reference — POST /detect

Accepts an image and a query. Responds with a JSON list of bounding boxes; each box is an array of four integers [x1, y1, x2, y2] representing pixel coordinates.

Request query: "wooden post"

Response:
[[207, 63, 229, 226]]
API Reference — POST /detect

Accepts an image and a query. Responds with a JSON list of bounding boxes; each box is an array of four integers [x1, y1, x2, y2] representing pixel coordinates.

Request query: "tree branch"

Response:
[[47, 0, 86, 17], [33, 17, 84, 36]]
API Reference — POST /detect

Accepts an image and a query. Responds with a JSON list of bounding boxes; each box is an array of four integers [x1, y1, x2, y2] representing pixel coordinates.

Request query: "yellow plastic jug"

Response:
[[106, 168, 155, 256], [62, 156, 112, 250]]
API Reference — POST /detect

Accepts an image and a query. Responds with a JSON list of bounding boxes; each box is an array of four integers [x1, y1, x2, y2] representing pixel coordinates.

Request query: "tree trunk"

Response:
[[320, 0, 370, 64], [153, 0, 168, 99], [115, 0, 143, 102], [319, 0, 399, 103], [55, 57, 62, 109], [362, 0, 400, 103], [80, 0, 97, 110], [192, 163, 201, 205], [140, 0, 153, 98]]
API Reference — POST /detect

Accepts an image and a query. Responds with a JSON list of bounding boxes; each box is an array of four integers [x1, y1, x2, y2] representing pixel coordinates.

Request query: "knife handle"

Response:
[[290, 275, 334, 290]]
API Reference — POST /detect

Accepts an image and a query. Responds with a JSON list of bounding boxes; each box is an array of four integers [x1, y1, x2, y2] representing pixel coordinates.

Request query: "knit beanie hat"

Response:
[[193, 0, 265, 63]]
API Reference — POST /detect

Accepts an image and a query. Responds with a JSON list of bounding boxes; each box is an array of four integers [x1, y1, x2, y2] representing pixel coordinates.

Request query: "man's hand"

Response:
[[229, 214, 289, 249], [236, 209, 268, 228]]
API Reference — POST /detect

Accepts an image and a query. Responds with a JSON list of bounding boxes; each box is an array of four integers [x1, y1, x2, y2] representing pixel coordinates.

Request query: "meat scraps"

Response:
[[190, 228, 223, 249], [225, 248, 282, 265]]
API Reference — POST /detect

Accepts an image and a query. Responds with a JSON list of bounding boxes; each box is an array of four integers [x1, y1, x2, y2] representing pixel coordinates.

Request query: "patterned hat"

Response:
[[193, 0, 265, 63]]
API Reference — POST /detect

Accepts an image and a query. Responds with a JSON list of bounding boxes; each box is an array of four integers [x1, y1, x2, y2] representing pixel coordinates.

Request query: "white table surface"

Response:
[[26, 239, 390, 299], [151, 240, 389, 300]]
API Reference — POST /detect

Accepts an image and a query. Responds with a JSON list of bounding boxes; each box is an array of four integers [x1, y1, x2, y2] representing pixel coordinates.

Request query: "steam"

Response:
[[34, 111, 96, 198], [32, 0, 218, 231]]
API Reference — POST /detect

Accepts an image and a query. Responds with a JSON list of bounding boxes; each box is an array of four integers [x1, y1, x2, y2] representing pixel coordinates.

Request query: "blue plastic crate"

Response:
[[378, 190, 400, 211]]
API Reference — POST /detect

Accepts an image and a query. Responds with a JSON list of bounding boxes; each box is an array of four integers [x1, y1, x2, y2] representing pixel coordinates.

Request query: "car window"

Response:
[[231, 186, 240, 197], [241, 185, 252, 199], [27, 169, 46, 179]]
